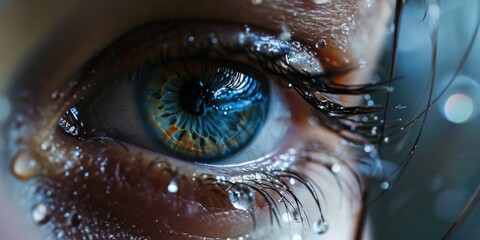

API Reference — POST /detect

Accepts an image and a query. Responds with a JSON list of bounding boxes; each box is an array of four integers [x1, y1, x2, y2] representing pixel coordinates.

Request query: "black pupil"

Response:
[[178, 80, 213, 115]]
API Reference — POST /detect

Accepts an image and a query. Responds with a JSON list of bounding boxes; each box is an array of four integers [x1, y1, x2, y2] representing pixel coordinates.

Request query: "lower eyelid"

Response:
[[8, 94, 363, 239]]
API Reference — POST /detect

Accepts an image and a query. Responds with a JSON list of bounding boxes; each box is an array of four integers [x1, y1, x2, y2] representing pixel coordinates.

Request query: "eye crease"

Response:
[[1, 1, 393, 239]]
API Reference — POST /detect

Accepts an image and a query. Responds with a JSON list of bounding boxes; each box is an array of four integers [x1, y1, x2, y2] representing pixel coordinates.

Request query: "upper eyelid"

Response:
[[48, 21, 379, 145], [2, 0, 372, 92], [73, 22, 368, 116]]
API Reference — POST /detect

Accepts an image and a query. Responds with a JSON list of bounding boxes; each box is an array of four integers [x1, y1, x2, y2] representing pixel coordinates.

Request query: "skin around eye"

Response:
[[0, 0, 393, 239]]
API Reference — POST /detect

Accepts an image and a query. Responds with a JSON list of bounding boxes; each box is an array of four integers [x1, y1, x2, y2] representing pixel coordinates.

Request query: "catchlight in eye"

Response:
[[136, 60, 270, 162]]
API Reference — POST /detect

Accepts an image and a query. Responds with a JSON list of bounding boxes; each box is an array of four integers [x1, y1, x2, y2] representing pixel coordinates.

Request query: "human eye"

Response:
[[0, 0, 394, 239]]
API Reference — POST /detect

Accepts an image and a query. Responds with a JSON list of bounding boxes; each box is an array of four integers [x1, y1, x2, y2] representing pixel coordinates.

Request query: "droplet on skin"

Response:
[[32, 203, 50, 224], [313, 219, 329, 234], [331, 164, 341, 173], [251, 0, 262, 5], [167, 178, 178, 193], [12, 151, 42, 180], [312, 0, 330, 4], [341, 23, 350, 33], [70, 212, 83, 227], [228, 185, 255, 210]]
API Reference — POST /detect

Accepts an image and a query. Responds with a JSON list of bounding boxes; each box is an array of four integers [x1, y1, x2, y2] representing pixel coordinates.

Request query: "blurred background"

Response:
[[368, 0, 480, 239]]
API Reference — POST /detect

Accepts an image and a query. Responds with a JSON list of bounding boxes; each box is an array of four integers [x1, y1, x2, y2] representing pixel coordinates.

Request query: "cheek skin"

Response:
[[30, 143, 256, 239]]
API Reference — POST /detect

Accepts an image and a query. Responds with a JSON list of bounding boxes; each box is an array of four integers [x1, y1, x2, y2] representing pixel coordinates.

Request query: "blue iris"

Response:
[[135, 61, 269, 162]]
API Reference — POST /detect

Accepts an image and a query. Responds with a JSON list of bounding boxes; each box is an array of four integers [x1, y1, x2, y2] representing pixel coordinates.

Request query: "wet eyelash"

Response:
[[76, 23, 388, 145], [357, 1, 480, 239], [201, 29, 391, 144]]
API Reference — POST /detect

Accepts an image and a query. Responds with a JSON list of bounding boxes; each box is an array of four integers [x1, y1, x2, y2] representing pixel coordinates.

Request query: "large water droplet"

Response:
[[313, 219, 329, 234], [12, 151, 41, 180], [32, 203, 50, 224], [315, 39, 327, 49], [228, 184, 255, 210]]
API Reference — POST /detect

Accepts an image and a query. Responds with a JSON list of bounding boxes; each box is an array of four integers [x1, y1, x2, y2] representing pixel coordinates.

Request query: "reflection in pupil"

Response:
[[178, 80, 212, 116], [138, 60, 270, 162]]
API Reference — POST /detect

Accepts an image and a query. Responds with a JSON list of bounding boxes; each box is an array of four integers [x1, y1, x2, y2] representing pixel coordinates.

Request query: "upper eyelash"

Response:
[[67, 22, 386, 147]]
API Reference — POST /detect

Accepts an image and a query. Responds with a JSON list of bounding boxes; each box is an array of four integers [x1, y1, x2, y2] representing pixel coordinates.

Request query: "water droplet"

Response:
[[251, 0, 262, 5], [167, 178, 178, 193], [341, 23, 350, 33], [331, 164, 341, 173], [315, 39, 327, 49], [364, 145, 372, 153], [380, 181, 391, 190], [70, 212, 82, 227], [12, 151, 41, 180], [40, 142, 50, 151], [32, 203, 50, 224], [292, 209, 302, 223], [289, 178, 296, 185], [228, 184, 255, 210], [313, 219, 329, 234], [187, 35, 195, 43], [209, 34, 218, 44], [383, 137, 390, 143], [395, 104, 406, 110], [50, 90, 60, 100]]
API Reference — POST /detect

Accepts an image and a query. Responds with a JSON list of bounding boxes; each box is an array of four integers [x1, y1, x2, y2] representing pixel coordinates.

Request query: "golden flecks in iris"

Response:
[[137, 60, 266, 159]]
